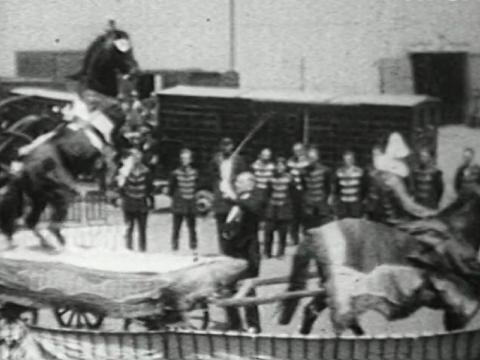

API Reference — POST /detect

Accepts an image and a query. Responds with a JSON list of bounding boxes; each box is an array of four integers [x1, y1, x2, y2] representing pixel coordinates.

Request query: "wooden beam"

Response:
[[213, 288, 325, 308], [238, 271, 319, 289]]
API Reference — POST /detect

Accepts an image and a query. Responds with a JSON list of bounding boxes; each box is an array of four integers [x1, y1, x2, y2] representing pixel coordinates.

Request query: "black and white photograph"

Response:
[[0, 0, 479, 359]]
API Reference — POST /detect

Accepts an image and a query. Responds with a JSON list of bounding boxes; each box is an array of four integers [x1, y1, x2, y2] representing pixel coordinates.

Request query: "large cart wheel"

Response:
[[53, 306, 104, 329]]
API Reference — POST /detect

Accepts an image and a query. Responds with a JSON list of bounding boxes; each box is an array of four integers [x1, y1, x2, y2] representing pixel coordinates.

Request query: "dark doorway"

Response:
[[410, 52, 467, 124]]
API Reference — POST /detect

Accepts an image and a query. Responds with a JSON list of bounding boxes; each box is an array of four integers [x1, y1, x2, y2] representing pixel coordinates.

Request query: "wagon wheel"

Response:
[[53, 306, 104, 329]]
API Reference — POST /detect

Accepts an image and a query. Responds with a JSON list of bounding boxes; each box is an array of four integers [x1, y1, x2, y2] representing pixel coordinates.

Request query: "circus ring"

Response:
[[1, 196, 480, 359], [4, 233, 480, 360]]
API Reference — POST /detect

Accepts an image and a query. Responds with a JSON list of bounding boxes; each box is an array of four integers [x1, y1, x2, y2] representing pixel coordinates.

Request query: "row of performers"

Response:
[[166, 135, 480, 258]]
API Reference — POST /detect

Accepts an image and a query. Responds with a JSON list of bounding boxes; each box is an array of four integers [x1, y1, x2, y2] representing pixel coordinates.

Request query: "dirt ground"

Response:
[[29, 125, 480, 335]]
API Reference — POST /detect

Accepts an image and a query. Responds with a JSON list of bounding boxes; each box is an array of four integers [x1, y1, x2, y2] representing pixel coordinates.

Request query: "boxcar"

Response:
[[156, 86, 440, 173]]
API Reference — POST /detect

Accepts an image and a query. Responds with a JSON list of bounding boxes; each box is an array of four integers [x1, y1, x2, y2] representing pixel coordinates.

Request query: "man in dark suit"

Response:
[[221, 172, 263, 333]]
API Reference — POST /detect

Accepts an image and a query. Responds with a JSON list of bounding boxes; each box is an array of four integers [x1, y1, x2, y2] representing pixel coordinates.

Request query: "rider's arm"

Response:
[[388, 175, 437, 218]]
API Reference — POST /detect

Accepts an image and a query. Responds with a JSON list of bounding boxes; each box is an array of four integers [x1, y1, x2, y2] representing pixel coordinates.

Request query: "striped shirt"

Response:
[[268, 174, 292, 206], [171, 166, 198, 200], [287, 156, 309, 190], [251, 160, 275, 190], [121, 164, 153, 212], [303, 163, 330, 204], [335, 166, 365, 203]]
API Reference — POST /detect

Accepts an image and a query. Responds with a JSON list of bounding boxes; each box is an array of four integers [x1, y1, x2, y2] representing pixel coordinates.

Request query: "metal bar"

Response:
[[213, 288, 325, 308]]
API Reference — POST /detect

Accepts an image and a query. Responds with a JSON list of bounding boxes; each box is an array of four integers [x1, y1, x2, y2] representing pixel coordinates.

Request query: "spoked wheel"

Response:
[[53, 306, 105, 329]]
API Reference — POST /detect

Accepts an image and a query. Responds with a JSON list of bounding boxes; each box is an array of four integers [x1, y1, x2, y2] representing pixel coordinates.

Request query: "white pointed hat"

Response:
[[385, 132, 410, 159]]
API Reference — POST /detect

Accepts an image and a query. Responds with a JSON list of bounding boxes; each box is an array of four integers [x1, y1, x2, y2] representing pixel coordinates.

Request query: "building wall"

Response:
[[1, 0, 480, 95]]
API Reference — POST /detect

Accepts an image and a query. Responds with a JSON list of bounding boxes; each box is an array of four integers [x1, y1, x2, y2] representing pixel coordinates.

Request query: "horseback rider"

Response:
[[369, 132, 438, 225], [0, 23, 137, 249]]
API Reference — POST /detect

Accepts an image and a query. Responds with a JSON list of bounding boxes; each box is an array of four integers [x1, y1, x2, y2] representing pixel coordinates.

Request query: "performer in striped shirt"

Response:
[[287, 143, 309, 245], [301, 147, 332, 229], [332, 150, 366, 219], [169, 149, 199, 254], [264, 157, 294, 258], [251, 148, 275, 195], [118, 148, 154, 251]]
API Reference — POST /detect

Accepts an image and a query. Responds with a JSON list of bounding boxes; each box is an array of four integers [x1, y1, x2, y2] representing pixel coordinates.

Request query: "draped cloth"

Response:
[[0, 248, 247, 319], [304, 219, 480, 333]]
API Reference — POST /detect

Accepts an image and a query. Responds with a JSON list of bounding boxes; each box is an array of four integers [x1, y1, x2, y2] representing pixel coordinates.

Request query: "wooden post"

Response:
[[229, 0, 236, 70], [300, 57, 310, 145], [213, 289, 325, 308]]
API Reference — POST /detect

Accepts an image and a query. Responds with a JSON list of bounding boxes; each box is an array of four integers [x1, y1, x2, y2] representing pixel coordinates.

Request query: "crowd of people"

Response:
[[117, 129, 480, 256]]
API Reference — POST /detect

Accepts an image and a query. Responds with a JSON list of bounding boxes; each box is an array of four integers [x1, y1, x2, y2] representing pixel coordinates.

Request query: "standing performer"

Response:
[[169, 149, 199, 255], [221, 172, 263, 333], [411, 147, 443, 209], [454, 147, 480, 196], [301, 147, 332, 230], [251, 148, 275, 196], [264, 158, 294, 258], [332, 150, 366, 219], [210, 137, 246, 253], [118, 148, 154, 252], [287, 143, 309, 244]]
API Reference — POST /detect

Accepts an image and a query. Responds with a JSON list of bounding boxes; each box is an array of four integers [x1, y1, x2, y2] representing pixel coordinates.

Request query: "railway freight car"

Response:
[[156, 86, 440, 173]]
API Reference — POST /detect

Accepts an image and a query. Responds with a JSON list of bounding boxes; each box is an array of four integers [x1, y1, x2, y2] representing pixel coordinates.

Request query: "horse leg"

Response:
[[25, 196, 49, 248], [278, 245, 312, 325], [349, 320, 365, 335], [299, 293, 328, 335], [48, 192, 71, 246]]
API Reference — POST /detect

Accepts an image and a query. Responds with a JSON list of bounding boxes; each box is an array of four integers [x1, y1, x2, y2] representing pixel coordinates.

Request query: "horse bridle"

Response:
[[1, 130, 34, 143]]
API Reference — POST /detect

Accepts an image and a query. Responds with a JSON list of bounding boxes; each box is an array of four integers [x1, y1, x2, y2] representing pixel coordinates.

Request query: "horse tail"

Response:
[[278, 233, 316, 325]]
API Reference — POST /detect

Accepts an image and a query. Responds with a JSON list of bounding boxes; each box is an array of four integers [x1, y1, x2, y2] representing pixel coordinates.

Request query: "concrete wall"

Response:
[[1, 0, 480, 94]]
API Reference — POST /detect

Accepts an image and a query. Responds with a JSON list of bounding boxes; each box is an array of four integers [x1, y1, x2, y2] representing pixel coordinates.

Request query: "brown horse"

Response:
[[278, 191, 480, 335]]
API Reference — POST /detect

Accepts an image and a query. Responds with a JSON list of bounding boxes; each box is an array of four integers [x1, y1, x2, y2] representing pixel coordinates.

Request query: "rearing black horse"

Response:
[[71, 28, 138, 98], [0, 27, 138, 248]]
